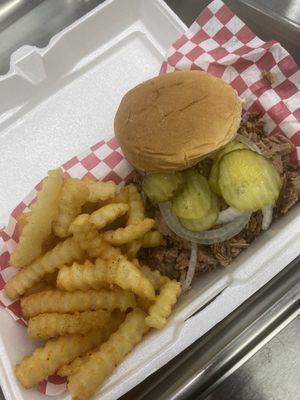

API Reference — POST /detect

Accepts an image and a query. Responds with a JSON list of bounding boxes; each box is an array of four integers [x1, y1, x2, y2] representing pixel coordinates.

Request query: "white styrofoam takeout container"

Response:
[[0, 0, 299, 399]]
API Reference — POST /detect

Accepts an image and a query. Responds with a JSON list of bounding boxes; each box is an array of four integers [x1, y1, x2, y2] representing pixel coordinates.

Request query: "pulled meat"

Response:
[[138, 114, 300, 281]]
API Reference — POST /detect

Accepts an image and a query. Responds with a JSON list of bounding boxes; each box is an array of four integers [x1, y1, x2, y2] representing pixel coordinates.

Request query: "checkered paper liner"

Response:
[[0, 137, 134, 395], [161, 0, 300, 165], [0, 0, 299, 396]]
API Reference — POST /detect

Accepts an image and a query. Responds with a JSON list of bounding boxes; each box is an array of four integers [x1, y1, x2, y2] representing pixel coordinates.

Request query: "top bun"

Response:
[[114, 71, 242, 172]]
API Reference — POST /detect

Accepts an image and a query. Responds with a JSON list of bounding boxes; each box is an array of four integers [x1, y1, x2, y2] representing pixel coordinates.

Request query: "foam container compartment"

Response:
[[0, 0, 299, 399]]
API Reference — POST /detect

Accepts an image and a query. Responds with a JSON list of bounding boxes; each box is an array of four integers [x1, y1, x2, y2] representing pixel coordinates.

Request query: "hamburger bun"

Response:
[[114, 71, 242, 172]]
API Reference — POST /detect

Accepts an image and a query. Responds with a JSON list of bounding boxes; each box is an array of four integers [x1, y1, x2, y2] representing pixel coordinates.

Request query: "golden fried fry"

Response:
[[136, 297, 153, 313], [16, 316, 122, 389], [11, 169, 63, 267], [140, 264, 169, 291], [127, 184, 144, 224], [57, 256, 155, 301], [5, 238, 84, 299], [69, 214, 103, 256], [56, 261, 105, 291], [68, 309, 149, 400], [41, 233, 59, 253], [90, 203, 129, 229], [142, 231, 163, 248], [17, 212, 30, 236], [21, 289, 136, 319], [84, 179, 116, 202], [126, 185, 145, 257], [57, 310, 124, 377], [145, 280, 181, 329], [110, 187, 129, 204], [53, 178, 89, 238], [28, 309, 112, 339], [102, 218, 154, 245], [22, 272, 57, 297], [107, 256, 155, 300], [126, 240, 142, 259], [88, 240, 121, 260], [23, 282, 54, 297], [81, 201, 103, 214]]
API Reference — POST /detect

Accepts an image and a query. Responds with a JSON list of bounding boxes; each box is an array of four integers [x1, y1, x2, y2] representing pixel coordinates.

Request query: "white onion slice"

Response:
[[182, 242, 198, 292], [262, 205, 273, 230], [236, 133, 262, 154], [217, 207, 246, 224], [159, 202, 251, 245]]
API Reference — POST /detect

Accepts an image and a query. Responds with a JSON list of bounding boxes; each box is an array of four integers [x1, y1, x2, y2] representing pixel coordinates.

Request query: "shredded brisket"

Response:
[[134, 114, 300, 281]]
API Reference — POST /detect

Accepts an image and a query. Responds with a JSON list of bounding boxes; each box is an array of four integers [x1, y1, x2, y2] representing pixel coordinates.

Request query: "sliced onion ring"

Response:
[[262, 205, 273, 230], [159, 202, 251, 245], [182, 242, 198, 292], [217, 207, 246, 224]]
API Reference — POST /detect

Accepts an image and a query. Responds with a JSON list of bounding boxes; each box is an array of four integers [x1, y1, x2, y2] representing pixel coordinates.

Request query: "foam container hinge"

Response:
[[0, 0, 299, 399]]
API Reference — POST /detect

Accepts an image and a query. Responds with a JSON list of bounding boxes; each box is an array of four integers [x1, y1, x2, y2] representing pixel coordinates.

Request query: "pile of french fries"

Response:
[[4, 169, 181, 400]]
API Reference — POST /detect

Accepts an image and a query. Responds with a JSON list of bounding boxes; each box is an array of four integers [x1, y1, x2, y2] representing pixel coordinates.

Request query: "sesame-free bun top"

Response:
[[114, 71, 242, 172]]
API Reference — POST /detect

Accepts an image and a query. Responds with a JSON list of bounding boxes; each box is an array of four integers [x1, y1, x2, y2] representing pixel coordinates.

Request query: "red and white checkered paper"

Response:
[[0, 0, 299, 396]]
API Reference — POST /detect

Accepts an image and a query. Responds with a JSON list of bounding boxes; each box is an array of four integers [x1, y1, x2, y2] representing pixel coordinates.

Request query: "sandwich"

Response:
[[114, 71, 299, 287]]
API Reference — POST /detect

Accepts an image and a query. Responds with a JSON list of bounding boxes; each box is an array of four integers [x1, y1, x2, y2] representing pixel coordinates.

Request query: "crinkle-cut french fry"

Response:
[[11, 169, 63, 268], [70, 211, 126, 259], [68, 309, 149, 400], [145, 280, 181, 329], [136, 297, 153, 313], [88, 240, 121, 260], [90, 203, 129, 229], [5, 237, 84, 300], [102, 218, 154, 245], [141, 231, 163, 248], [106, 186, 129, 205], [57, 310, 124, 377], [81, 201, 102, 215], [69, 214, 103, 257], [17, 212, 30, 236], [15, 315, 122, 389], [127, 184, 144, 224], [84, 179, 116, 202], [23, 272, 57, 296], [126, 185, 144, 256], [57, 256, 155, 301], [53, 178, 89, 238], [21, 289, 136, 319], [23, 282, 54, 297], [106, 256, 155, 300], [140, 264, 169, 291], [57, 261, 105, 291], [41, 233, 59, 253], [28, 309, 112, 340], [126, 240, 142, 259]]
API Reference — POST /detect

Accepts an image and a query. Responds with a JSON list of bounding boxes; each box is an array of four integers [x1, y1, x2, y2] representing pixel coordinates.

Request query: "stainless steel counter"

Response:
[[0, 1, 299, 399]]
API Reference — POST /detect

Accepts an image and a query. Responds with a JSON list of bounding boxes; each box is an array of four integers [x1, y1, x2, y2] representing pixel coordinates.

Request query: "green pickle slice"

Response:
[[179, 193, 220, 231], [219, 149, 282, 211], [172, 170, 212, 219], [209, 140, 246, 195], [143, 171, 184, 202]]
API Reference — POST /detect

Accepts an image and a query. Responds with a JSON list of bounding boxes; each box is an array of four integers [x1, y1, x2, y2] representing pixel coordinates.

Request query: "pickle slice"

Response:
[[209, 141, 246, 195], [172, 170, 211, 219], [219, 149, 282, 211], [143, 171, 184, 202], [179, 193, 219, 231]]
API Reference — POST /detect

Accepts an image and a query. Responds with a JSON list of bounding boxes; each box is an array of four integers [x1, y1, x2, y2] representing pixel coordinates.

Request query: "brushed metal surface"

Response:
[[205, 316, 300, 400], [121, 256, 300, 400]]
